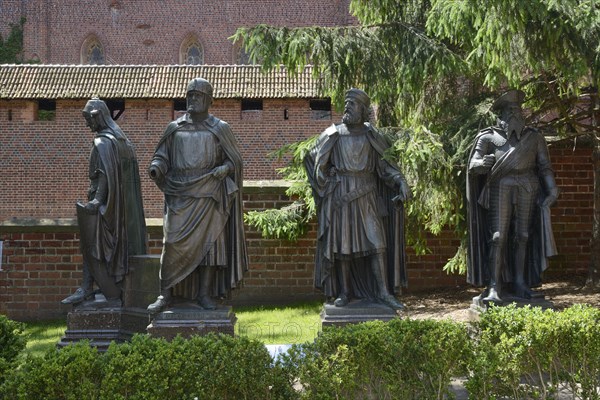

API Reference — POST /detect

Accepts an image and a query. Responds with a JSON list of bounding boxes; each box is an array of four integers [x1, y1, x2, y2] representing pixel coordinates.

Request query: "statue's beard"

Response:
[[500, 115, 525, 139], [342, 110, 362, 125]]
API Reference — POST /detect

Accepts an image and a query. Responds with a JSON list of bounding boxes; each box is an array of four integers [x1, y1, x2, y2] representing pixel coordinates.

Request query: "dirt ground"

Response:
[[400, 276, 600, 322]]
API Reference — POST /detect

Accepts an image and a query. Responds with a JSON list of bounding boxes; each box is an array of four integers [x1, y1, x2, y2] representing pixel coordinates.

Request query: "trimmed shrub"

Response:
[[279, 318, 472, 399], [0, 315, 26, 389], [1, 333, 287, 400], [1, 341, 102, 400], [466, 304, 600, 400], [101, 333, 282, 400]]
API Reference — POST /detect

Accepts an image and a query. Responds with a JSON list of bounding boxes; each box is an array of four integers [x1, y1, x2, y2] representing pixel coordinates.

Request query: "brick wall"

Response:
[[0, 0, 355, 65], [0, 98, 340, 221]]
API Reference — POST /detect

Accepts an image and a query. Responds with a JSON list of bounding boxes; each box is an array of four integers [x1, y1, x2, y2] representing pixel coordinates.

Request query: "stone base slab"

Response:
[[468, 294, 555, 321], [147, 305, 236, 340], [321, 299, 400, 327]]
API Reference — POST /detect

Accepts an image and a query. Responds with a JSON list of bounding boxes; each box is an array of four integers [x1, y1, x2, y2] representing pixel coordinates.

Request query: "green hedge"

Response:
[[0, 334, 285, 400], [0, 315, 26, 387], [2, 305, 600, 399], [277, 318, 472, 399], [467, 304, 600, 400]]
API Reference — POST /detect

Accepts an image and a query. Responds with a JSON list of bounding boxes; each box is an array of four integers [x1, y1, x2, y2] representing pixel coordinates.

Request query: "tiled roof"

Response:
[[0, 64, 322, 99]]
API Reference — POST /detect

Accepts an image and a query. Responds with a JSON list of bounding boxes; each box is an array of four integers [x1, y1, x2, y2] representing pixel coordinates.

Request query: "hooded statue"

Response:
[[62, 98, 147, 304]]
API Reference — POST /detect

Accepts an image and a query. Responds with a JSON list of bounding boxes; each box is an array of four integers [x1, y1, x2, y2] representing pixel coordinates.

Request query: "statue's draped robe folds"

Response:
[[78, 123, 146, 299], [151, 114, 247, 299], [305, 123, 407, 300], [467, 126, 557, 289]]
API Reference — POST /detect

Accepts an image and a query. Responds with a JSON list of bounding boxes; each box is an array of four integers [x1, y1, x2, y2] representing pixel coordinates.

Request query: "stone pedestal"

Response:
[[58, 297, 132, 351], [59, 255, 160, 350], [147, 305, 236, 340], [468, 294, 555, 321], [321, 299, 400, 328]]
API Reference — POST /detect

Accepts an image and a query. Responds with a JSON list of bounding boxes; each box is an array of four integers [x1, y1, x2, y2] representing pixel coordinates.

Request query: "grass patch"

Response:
[[21, 301, 323, 356], [22, 319, 66, 358], [235, 301, 322, 344]]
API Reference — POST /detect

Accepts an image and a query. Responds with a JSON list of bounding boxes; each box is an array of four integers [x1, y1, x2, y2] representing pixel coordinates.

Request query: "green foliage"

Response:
[[0, 315, 26, 387], [467, 304, 600, 399], [1, 333, 285, 400], [244, 135, 318, 241], [279, 318, 471, 399], [1, 341, 102, 400], [0, 18, 26, 64], [233, 0, 600, 274]]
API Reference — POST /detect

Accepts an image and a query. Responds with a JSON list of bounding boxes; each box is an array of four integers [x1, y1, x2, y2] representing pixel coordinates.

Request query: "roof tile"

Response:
[[0, 64, 322, 99]]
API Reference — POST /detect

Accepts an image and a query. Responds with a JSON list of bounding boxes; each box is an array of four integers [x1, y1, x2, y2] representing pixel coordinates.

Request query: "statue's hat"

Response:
[[186, 78, 214, 97], [492, 89, 525, 111], [345, 88, 370, 108]]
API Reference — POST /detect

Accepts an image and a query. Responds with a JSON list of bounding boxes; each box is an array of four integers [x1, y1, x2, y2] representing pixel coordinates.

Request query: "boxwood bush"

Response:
[[2, 304, 600, 399], [1, 334, 286, 400], [466, 304, 600, 399], [277, 318, 472, 399], [0, 315, 26, 387]]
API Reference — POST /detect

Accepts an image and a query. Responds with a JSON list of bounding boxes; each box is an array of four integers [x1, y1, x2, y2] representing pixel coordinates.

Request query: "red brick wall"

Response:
[[0, 98, 340, 221], [0, 0, 354, 65]]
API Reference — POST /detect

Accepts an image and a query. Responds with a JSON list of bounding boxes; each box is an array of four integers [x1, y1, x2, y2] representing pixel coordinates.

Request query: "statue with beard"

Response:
[[304, 88, 411, 310], [467, 89, 559, 304]]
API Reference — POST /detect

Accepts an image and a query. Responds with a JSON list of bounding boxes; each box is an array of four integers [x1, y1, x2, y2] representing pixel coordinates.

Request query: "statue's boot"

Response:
[[513, 239, 532, 299], [483, 286, 502, 304], [334, 261, 352, 307], [62, 265, 94, 304], [371, 254, 405, 310], [197, 266, 216, 310], [379, 294, 405, 310], [61, 287, 95, 304], [147, 289, 171, 314], [334, 293, 349, 307]]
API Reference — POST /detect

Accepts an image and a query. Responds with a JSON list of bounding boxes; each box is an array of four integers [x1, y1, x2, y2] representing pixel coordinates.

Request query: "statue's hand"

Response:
[[542, 189, 559, 207], [328, 167, 337, 177], [482, 154, 496, 170], [212, 164, 230, 180], [393, 181, 412, 204], [148, 165, 164, 184], [84, 199, 100, 213]]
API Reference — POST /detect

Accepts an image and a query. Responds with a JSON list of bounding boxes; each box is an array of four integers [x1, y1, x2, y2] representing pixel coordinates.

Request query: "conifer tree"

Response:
[[233, 0, 600, 278]]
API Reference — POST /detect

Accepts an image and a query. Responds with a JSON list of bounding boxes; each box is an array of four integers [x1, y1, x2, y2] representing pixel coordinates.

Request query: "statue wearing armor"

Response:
[[467, 89, 558, 303]]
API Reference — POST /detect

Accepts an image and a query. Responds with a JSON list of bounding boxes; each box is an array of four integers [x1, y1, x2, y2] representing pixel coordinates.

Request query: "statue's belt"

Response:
[[333, 183, 376, 207]]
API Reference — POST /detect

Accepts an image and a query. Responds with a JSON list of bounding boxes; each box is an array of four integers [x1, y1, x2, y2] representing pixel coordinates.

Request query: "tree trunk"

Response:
[[588, 94, 600, 287]]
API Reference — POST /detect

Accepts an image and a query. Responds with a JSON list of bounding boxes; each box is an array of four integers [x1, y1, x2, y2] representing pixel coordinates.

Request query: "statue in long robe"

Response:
[[147, 78, 247, 313], [304, 88, 411, 310], [62, 98, 147, 305]]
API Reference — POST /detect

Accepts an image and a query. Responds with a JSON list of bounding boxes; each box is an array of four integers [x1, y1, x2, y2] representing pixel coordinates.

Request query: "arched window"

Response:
[[232, 41, 253, 65], [180, 36, 204, 65], [81, 35, 105, 65]]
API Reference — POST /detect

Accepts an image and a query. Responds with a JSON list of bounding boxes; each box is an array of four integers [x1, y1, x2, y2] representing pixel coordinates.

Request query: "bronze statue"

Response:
[[467, 89, 559, 303], [62, 98, 147, 305], [147, 78, 248, 313], [304, 88, 411, 310]]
